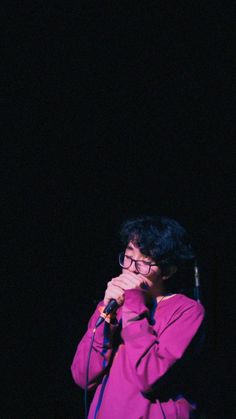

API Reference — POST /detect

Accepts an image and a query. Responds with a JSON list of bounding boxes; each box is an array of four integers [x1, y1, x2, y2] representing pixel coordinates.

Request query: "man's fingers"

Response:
[[104, 271, 151, 306], [104, 283, 125, 306], [112, 276, 142, 290]]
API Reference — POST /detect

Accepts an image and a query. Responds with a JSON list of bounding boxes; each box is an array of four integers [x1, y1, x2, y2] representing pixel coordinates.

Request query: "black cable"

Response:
[[159, 403, 167, 419], [85, 327, 96, 419]]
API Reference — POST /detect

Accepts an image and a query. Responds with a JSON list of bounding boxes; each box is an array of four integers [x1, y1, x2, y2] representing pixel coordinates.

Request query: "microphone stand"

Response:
[[194, 261, 201, 303]]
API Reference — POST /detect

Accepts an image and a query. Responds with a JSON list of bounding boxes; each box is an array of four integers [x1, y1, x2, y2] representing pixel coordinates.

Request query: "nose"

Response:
[[127, 259, 139, 274]]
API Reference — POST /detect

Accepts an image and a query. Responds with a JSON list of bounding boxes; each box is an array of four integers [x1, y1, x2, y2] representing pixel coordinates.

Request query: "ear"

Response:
[[162, 265, 177, 280]]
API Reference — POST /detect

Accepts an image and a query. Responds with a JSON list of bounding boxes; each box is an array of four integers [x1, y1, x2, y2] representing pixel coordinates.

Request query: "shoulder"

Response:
[[173, 294, 205, 314], [156, 295, 205, 341], [159, 294, 205, 323], [173, 295, 205, 330]]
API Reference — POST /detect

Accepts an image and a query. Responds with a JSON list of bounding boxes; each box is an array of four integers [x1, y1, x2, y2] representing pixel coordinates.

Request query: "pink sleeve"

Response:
[[121, 289, 205, 393], [71, 303, 119, 389]]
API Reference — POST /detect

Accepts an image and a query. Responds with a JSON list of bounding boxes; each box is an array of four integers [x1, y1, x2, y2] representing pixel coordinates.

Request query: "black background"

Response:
[[2, 2, 234, 418]]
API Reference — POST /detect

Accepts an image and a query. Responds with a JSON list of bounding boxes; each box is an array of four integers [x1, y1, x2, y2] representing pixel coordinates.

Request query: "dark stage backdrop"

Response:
[[2, 2, 234, 418]]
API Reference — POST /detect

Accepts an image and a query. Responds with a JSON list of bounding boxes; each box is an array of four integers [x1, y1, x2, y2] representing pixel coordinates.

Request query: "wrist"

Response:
[[98, 305, 117, 324]]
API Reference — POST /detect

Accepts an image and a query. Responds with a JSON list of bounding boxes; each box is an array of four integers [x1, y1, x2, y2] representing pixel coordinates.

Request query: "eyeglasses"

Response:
[[118, 252, 158, 276]]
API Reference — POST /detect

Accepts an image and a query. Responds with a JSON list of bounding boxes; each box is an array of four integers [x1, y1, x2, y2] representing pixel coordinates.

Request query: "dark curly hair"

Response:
[[120, 215, 195, 274]]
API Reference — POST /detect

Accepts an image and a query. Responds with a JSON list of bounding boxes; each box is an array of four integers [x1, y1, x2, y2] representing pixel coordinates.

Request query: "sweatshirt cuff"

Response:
[[123, 289, 149, 313], [122, 289, 149, 328]]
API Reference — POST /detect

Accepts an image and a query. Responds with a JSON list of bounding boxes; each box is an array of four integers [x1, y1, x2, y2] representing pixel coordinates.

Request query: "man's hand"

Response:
[[104, 271, 152, 306]]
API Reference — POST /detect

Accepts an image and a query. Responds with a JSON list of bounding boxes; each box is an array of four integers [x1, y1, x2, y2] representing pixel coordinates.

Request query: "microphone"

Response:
[[95, 299, 119, 328]]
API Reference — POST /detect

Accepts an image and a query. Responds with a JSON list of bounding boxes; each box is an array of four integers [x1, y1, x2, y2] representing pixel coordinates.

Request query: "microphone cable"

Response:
[[85, 300, 118, 417], [84, 304, 114, 419], [85, 327, 96, 419]]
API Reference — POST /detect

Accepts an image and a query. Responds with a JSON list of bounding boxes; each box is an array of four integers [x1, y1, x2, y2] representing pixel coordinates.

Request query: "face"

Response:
[[124, 241, 163, 284]]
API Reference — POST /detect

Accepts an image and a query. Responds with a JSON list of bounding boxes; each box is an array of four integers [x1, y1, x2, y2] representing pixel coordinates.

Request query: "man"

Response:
[[71, 215, 205, 418]]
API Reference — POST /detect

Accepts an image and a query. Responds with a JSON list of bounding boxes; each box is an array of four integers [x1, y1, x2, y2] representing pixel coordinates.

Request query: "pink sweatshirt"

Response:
[[71, 289, 205, 419]]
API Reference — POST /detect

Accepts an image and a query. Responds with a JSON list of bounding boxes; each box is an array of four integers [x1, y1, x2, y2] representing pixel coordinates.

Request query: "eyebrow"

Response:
[[126, 244, 134, 250], [125, 245, 152, 262]]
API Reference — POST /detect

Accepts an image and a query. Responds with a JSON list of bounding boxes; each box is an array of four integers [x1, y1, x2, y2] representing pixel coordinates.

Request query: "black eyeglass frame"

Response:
[[118, 251, 160, 275]]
